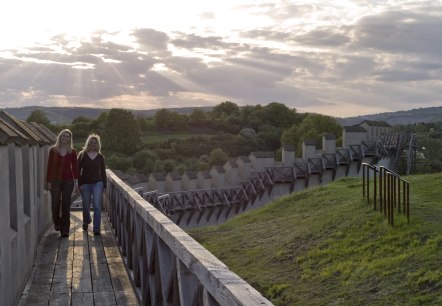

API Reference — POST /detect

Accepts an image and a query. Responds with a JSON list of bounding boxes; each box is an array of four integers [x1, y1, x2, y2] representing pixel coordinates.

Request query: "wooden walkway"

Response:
[[19, 212, 139, 306]]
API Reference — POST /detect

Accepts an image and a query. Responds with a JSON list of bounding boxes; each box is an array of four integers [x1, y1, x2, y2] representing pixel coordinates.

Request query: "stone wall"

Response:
[[0, 111, 55, 306], [136, 131, 393, 229]]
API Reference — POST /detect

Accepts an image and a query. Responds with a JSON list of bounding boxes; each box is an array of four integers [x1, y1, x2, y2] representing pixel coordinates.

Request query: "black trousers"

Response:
[[50, 180, 74, 233]]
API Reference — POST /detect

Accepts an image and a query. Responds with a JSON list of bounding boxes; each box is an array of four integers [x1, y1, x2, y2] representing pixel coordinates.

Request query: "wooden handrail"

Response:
[[105, 170, 273, 306]]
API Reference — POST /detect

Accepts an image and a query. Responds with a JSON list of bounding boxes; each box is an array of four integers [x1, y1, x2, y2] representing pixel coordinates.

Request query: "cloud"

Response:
[[132, 28, 171, 56], [354, 10, 442, 57], [294, 29, 350, 47], [1, 1, 442, 116]]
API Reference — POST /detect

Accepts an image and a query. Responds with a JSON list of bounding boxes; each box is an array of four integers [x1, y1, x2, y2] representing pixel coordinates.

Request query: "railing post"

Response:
[[363, 164, 366, 199], [373, 167, 377, 210], [406, 182, 410, 223], [383, 168, 387, 218], [379, 166, 383, 212], [364, 166, 409, 226], [387, 173, 390, 224], [366, 165, 370, 204], [397, 177, 401, 214], [393, 175, 397, 209]]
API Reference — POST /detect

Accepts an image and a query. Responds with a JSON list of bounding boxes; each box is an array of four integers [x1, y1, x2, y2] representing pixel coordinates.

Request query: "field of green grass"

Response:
[[189, 173, 442, 305]]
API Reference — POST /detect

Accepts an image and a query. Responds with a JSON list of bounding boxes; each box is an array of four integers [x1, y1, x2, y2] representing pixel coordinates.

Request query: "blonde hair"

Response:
[[80, 134, 102, 154], [53, 129, 74, 153]]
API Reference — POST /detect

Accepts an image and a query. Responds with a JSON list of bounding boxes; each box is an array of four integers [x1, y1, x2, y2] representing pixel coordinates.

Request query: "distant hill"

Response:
[[2, 105, 441, 126], [339, 106, 442, 126], [1, 106, 213, 124]]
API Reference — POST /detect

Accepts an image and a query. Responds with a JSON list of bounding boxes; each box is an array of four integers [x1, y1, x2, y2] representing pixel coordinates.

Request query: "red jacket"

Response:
[[46, 147, 78, 182]]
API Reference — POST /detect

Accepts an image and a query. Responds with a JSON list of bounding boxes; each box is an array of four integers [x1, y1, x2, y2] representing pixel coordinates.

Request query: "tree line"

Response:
[[27, 102, 343, 175]]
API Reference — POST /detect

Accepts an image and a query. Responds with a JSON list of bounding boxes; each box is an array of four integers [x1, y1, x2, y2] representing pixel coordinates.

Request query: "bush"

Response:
[[106, 154, 132, 172]]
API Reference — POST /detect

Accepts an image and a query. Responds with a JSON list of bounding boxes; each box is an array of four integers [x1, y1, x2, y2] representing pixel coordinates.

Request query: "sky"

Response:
[[1, 0, 442, 117]]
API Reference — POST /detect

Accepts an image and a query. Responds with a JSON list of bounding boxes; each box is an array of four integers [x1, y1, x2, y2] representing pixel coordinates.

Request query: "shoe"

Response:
[[93, 231, 100, 236], [54, 225, 60, 231], [61, 232, 69, 237], [82, 218, 92, 231], [83, 218, 92, 231]]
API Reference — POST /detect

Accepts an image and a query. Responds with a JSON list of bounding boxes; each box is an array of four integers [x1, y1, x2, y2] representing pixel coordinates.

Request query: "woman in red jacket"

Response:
[[46, 129, 78, 237]]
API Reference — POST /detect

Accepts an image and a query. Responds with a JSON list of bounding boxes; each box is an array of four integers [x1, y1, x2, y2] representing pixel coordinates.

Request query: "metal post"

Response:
[[406, 183, 410, 223], [363, 164, 366, 198], [393, 175, 397, 209], [398, 178, 401, 214], [373, 167, 377, 210], [366, 165, 370, 204], [379, 166, 383, 212]]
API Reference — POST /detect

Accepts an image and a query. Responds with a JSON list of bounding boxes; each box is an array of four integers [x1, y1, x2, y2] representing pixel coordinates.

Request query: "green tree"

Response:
[[281, 113, 342, 154], [101, 108, 141, 155], [211, 101, 240, 119], [70, 121, 91, 140], [209, 148, 228, 166], [26, 109, 51, 128], [261, 102, 300, 128], [154, 109, 171, 131], [189, 108, 208, 127], [106, 153, 132, 171], [154, 108, 188, 131], [163, 159, 176, 172], [137, 116, 155, 133], [257, 124, 283, 150], [132, 150, 158, 172]]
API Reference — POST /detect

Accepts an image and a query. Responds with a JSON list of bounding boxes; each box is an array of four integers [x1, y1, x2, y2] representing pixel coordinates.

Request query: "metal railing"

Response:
[[362, 163, 410, 226]]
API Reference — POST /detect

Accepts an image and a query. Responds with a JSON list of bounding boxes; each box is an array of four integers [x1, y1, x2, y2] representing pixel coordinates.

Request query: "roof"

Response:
[[237, 156, 251, 163], [150, 172, 166, 181], [343, 126, 367, 132], [0, 117, 30, 145], [303, 138, 316, 146], [184, 171, 197, 179], [198, 170, 212, 179], [282, 144, 295, 151], [323, 133, 336, 140], [249, 151, 275, 158], [359, 120, 392, 127], [226, 159, 238, 168], [0, 111, 56, 146], [0, 111, 41, 144], [135, 173, 149, 182], [211, 165, 226, 173], [28, 122, 57, 142], [167, 171, 183, 181]]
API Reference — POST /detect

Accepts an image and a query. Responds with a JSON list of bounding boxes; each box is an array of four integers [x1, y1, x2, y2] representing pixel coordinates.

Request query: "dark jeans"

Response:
[[50, 180, 74, 233]]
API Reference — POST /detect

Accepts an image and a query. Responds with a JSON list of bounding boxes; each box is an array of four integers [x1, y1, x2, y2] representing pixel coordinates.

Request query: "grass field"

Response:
[[188, 173, 442, 305]]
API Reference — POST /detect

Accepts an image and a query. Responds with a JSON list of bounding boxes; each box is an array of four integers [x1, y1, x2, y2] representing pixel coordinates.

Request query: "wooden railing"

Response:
[[362, 163, 410, 225], [105, 170, 273, 306]]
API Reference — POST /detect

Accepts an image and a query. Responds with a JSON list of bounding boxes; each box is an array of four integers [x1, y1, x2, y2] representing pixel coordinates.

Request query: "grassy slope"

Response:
[[188, 173, 442, 306]]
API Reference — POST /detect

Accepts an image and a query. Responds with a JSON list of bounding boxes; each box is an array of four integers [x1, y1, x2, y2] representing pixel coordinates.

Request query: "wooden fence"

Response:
[[105, 170, 273, 306]]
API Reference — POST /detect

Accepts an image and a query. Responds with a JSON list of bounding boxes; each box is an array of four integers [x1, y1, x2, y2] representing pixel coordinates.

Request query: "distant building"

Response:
[[359, 120, 392, 140]]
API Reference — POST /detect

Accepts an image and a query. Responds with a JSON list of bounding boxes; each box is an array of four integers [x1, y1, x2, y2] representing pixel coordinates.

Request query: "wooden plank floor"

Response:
[[19, 212, 139, 306]]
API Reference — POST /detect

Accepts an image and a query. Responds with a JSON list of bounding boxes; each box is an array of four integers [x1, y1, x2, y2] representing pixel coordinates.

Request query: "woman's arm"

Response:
[[100, 154, 107, 190]]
